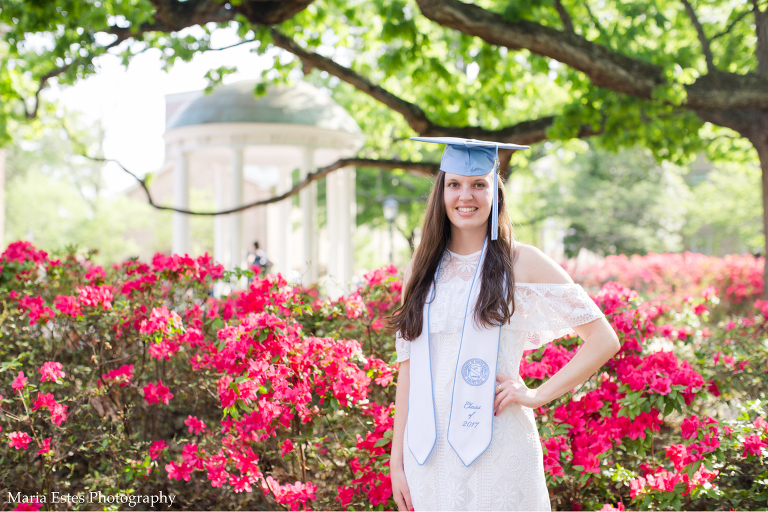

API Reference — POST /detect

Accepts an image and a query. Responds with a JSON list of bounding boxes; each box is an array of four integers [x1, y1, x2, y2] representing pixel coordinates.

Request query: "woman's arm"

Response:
[[391, 262, 413, 511], [495, 245, 621, 413]]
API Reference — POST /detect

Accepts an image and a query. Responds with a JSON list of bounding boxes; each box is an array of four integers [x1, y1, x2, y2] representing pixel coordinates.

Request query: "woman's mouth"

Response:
[[456, 207, 478, 213]]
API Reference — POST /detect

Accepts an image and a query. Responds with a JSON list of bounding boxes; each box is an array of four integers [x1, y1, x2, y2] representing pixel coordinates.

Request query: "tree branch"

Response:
[[415, 0, 662, 98], [414, 0, 768, 110], [553, 0, 575, 33], [207, 38, 258, 52], [24, 35, 129, 119], [583, 2, 611, 43], [269, 30, 603, 144], [710, 10, 751, 41], [680, 0, 715, 73], [269, 29, 433, 134], [87, 156, 438, 216]]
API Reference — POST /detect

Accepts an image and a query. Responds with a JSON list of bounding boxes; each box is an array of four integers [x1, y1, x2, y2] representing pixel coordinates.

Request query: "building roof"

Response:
[[166, 80, 361, 134]]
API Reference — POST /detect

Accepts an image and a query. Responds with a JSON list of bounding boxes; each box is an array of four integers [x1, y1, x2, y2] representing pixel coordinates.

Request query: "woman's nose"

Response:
[[458, 185, 473, 201]]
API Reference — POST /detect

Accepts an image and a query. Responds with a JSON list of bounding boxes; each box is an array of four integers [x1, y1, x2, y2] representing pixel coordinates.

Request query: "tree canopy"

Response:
[[1, 0, 766, 289]]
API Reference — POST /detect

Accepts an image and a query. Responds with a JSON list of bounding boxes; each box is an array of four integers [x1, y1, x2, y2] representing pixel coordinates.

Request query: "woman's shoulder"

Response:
[[512, 243, 573, 285]]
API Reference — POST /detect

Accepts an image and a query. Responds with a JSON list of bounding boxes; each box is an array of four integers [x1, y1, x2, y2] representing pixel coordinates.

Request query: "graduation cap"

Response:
[[410, 137, 530, 240]]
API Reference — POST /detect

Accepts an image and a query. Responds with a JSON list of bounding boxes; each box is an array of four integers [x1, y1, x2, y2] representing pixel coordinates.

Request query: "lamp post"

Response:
[[382, 197, 399, 264]]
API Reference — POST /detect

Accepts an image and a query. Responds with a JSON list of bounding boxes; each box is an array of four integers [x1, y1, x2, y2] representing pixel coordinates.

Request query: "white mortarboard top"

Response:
[[410, 137, 530, 240]]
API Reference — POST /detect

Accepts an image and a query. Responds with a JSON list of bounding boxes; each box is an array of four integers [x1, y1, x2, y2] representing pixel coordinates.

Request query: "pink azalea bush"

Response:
[[1, 240, 767, 510], [567, 252, 763, 315]]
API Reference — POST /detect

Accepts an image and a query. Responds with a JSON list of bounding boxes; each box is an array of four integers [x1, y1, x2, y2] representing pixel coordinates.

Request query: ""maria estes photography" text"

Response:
[[7, 491, 176, 508]]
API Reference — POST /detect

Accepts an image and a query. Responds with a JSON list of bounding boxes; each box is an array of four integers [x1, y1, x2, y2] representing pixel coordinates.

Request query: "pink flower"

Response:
[[32, 393, 57, 411], [18, 295, 55, 325], [50, 403, 68, 426], [13, 497, 42, 511], [185, 415, 207, 435], [149, 440, 168, 460], [692, 303, 708, 315], [165, 461, 192, 481], [140, 305, 182, 335], [101, 364, 134, 387], [143, 380, 173, 405], [53, 295, 81, 318], [345, 296, 365, 320], [281, 439, 294, 458], [11, 371, 27, 391], [665, 444, 688, 471], [701, 286, 717, 300], [39, 361, 65, 383], [753, 417, 768, 432], [681, 416, 700, 440], [336, 486, 355, 507], [742, 435, 767, 457], [649, 375, 672, 395], [229, 474, 254, 493], [84, 265, 106, 282], [8, 431, 32, 450], [77, 285, 113, 310], [599, 504, 625, 511], [38, 438, 52, 455]]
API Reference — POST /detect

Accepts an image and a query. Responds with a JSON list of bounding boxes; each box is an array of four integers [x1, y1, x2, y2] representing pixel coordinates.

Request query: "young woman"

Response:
[[388, 138, 621, 511]]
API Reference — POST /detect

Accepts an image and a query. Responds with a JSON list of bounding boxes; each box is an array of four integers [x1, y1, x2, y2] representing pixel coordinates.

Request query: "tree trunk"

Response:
[[755, 132, 768, 299]]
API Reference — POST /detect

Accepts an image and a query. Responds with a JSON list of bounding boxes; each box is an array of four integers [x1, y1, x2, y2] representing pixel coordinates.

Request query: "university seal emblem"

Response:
[[461, 358, 490, 386]]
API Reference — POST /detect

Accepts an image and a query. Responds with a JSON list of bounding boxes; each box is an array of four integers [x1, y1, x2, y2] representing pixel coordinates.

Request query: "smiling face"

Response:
[[443, 172, 494, 235]]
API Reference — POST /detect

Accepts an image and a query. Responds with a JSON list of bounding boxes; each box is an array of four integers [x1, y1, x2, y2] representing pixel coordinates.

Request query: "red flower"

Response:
[[649, 375, 672, 395], [143, 380, 174, 405], [165, 461, 192, 481], [681, 416, 700, 440], [8, 431, 32, 450], [281, 439, 294, 458], [101, 364, 134, 387], [149, 440, 168, 460], [32, 392, 56, 411], [742, 435, 767, 457], [185, 415, 207, 435], [336, 486, 355, 507], [37, 438, 52, 456], [13, 497, 42, 511]]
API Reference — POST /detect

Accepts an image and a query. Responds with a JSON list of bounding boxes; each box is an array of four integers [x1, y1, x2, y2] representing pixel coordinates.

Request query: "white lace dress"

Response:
[[396, 249, 605, 511]]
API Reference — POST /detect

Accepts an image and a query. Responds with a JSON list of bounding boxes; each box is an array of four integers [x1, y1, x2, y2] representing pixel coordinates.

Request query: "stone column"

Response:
[[213, 167, 227, 266], [230, 146, 244, 270], [172, 151, 190, 255], [276, 165, 293, 277], [300, 148, 318, 285], [325, 170, 338, 280], [339, 167, 356, 283]]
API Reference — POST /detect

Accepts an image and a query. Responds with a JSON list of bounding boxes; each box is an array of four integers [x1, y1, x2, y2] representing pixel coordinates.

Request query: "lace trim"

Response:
[[394, 249, 605, 361], [437, 249, 482, 283]]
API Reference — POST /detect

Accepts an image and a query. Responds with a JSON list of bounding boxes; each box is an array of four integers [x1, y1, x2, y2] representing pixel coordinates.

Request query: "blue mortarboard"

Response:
[[410, 137, 530, 240]]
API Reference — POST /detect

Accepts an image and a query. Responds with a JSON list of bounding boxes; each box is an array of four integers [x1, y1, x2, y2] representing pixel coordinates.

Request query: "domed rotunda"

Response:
[[130, 80, 364, 288]]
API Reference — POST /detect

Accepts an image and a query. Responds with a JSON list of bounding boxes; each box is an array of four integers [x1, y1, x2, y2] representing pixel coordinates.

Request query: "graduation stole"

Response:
[[404, 236, 503, 467]]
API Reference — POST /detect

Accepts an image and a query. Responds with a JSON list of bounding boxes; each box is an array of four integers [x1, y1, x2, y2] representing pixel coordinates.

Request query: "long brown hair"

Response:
[[387, 171, 517, 341]]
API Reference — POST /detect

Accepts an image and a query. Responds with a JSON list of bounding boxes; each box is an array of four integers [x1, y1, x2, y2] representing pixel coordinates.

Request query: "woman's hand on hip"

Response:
[[390, 466, 414, 511], [494, 372, 544, 413]]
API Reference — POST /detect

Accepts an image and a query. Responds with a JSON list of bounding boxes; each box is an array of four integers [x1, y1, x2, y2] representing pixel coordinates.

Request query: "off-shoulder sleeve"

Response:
[[395, 331, 410, 362], [505, 283, 605, 352]]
